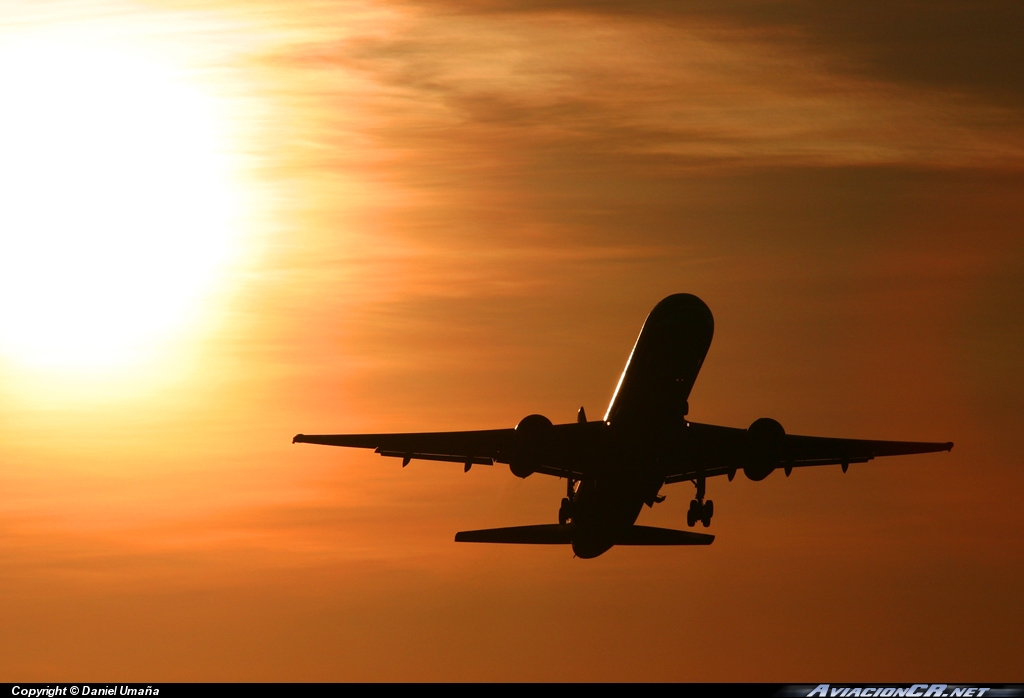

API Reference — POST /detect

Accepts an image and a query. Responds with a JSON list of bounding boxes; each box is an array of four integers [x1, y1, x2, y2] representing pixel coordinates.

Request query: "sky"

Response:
[[0, 0, 1022, 681]]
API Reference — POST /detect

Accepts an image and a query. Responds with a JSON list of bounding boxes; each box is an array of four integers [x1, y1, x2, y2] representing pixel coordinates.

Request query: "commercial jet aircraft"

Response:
[[294, 294, 953, 558]]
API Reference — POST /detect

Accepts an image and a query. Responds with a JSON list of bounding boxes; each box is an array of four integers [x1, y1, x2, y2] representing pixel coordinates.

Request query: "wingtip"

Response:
[[293, 434, 304, 444], [946, 441, 954, 452]]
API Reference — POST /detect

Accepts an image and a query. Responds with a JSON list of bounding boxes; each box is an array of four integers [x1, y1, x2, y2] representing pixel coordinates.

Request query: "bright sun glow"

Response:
[[0, 31, 239, 371]]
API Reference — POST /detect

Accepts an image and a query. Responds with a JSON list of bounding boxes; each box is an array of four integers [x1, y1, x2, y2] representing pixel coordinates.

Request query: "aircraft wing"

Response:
[[293, 428, 515, 469], [663, 422, 953, 483], [293, 422, 604, 478]]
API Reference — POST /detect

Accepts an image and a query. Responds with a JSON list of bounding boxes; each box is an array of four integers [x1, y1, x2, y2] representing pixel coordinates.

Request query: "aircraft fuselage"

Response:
[[569, 466, 658, 558]]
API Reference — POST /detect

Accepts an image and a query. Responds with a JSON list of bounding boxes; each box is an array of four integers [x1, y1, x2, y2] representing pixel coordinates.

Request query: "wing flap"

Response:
[[375, 450, 494, 466]]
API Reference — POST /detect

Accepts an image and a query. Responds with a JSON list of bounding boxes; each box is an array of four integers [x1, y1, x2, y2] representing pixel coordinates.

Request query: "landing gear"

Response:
[[559, 478, 578, 525], [559, 497, 573, 525], [686, 475, 714, 528], [686, 499, 713, 527]]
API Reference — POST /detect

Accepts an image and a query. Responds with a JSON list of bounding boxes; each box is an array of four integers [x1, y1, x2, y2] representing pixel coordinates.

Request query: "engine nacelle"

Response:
[[509, 413, 553, 478], [744, 417, 785, 482]]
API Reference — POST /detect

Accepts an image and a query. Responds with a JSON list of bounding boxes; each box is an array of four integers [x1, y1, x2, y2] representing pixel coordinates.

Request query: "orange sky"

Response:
[[0, 0, 1022, 680]]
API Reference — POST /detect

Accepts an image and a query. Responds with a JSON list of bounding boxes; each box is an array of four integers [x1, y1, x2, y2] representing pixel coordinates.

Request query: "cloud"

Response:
[[248, 0, 1024, 196]]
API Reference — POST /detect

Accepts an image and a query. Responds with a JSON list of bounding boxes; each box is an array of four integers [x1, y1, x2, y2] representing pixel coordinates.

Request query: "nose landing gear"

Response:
[[686, 475, 713, 528]]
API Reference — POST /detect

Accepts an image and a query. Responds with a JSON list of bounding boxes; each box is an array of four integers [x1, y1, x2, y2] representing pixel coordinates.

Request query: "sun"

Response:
[[0, 30, 240, 371]]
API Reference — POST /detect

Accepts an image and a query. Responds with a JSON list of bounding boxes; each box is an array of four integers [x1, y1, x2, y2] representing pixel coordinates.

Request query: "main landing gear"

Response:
[[686, 475, 713, 528], [558, 477, 578, 525]]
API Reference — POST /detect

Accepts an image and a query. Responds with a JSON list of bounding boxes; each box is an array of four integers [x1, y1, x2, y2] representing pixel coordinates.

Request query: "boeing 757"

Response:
[[293, 293, 953, 558]]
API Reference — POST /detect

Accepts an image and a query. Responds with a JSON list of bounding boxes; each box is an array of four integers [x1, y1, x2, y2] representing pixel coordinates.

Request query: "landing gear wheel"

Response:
[[687, 499, 700, 528], [700, 499, 714, 528], [558, 497, 572, 525]]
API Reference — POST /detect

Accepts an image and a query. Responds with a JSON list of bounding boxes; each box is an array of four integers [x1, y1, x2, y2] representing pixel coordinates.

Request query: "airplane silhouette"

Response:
[[294, 293, 953, 558]]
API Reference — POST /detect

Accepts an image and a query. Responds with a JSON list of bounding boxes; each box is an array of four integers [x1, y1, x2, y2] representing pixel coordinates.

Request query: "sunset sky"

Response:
[[0, 0, 1022, 680]]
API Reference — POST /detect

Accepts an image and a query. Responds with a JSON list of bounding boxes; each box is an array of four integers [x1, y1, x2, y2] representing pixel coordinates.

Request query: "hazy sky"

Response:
[[0, 0, 1021, 680]]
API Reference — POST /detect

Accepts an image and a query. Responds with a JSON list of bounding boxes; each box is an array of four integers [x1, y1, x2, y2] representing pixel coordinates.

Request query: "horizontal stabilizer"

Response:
[[455, 524, 573, 544], [617, 525, 714, 545], [454, 523, 714, 546]]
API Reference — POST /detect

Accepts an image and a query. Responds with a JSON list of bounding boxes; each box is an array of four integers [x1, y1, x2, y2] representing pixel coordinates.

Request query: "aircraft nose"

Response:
[[648, 294, 714, 330]]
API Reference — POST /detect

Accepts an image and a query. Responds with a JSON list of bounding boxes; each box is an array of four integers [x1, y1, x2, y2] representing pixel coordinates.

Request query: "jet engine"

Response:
[[509, 413, 553, 478], [744, 417, 785, 481]]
